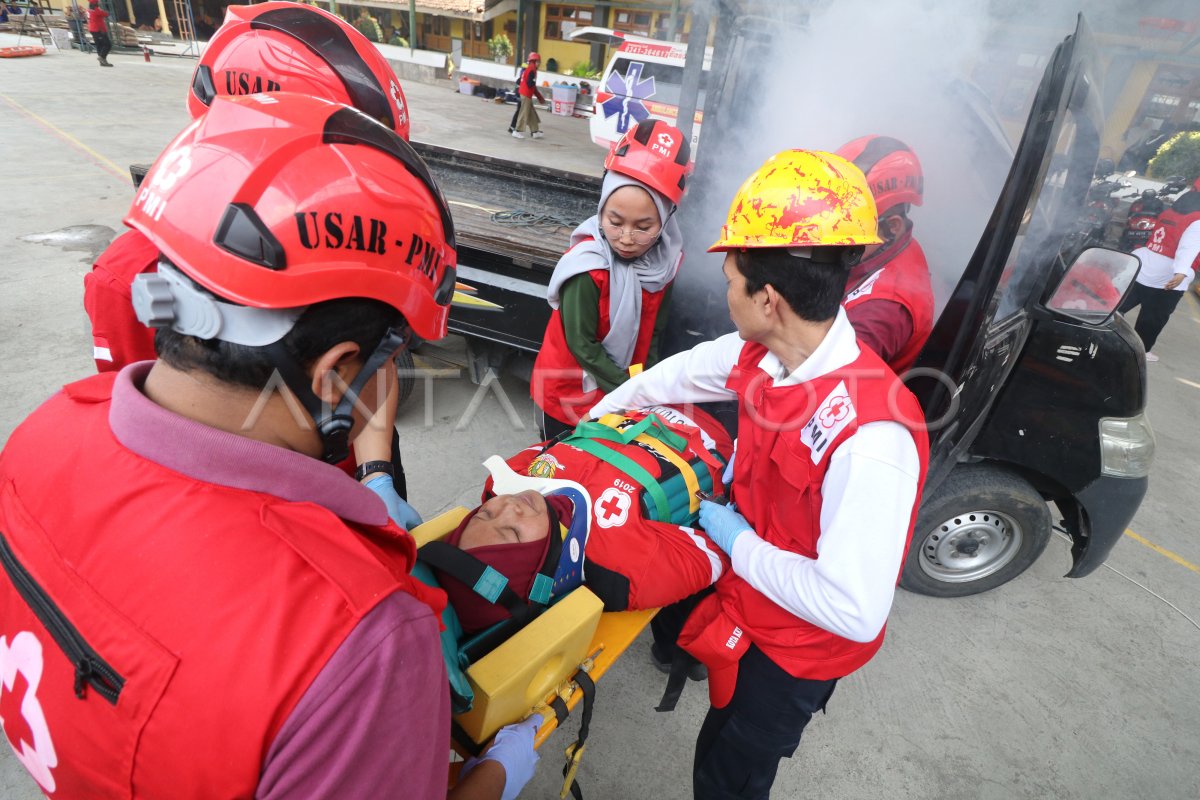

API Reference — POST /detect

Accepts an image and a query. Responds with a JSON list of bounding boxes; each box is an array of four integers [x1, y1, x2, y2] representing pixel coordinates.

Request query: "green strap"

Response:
[[566, 437, 671, 521], [572, 413, 688, 452]]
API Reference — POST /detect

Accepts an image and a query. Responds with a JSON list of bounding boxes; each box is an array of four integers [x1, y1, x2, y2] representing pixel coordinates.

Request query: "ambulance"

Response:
[[567, 27, 710, 152]]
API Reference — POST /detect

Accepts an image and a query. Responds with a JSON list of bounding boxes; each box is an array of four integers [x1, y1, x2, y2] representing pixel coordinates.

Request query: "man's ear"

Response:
[[760, 283, 780, 318], [310, 341, 363, 405], [883, 214, 906, 241]]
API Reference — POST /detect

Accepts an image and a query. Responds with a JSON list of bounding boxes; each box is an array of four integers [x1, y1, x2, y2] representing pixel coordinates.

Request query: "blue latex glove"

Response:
[[722, 444, 736, 486], [460, 716, 541, 800], [698, 499, 754, 556], [363, 474, 423, 531]]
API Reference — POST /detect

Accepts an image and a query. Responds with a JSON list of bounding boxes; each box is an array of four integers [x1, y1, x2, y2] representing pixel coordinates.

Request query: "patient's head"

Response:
[[438, 492, 574, 633], [457, 490, 551, 549]]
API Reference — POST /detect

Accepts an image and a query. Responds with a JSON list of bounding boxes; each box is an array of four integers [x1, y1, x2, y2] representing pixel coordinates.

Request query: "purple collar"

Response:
[[108, 363, 387, 526]]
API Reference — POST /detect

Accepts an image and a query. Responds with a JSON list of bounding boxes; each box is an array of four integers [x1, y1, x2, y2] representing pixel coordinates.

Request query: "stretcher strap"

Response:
[[418, 542, 543, 626], [564, 437, 671, 521], [631, 432, 703, 515], [560, 670, 596, 800], [654, 652, 692, 714]]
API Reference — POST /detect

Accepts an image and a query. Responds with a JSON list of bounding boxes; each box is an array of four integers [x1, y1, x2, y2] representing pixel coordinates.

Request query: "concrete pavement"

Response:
[[2, 40, 1199, 800]]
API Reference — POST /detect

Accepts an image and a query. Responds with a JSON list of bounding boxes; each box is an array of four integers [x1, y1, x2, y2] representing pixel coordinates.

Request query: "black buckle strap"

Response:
[[654, 651, 691, 713], [561, 670, 596, 800]]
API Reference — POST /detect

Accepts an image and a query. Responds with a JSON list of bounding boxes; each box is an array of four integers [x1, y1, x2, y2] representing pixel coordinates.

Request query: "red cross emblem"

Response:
[[595, 487, 631, 529], [819, 395, 851, 428]]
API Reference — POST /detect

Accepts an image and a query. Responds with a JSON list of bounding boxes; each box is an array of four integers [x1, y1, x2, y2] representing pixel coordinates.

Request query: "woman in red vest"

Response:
[[532, 118, 692, 439]]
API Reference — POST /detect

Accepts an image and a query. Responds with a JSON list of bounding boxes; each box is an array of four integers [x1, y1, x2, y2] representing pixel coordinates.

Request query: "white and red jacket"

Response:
[[843, 232, 935, 374], [591, 312, 929, 707], [1134, 197, 1200, 290], [495, 406, 732, 610], [532, 266, 670, 425], [0, 368, 446, 798]]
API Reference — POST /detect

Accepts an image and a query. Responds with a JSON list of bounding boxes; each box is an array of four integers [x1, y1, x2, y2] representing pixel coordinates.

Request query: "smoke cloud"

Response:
[[665, 0, 1197, 348]]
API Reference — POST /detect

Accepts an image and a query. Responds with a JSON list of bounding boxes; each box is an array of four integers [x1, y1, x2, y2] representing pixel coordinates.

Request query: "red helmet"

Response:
[[527, 51, 540, 62], [835, 135, 923, 214], [126, 93, 455, 341], [188, 2, 410, 140], [604, 119, 692, 205]]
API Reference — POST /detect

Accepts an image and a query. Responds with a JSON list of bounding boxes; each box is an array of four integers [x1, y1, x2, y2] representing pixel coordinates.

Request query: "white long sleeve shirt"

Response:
[[1133, 217, 1200, 290], [590, 311, 920, 643]]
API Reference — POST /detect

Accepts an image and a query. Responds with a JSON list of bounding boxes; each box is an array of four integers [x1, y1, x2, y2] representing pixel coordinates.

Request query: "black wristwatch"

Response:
[[354, 460, 395, 482]]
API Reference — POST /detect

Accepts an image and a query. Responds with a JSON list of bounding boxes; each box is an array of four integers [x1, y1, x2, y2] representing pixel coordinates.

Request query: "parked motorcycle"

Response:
[[1118, 189, 1165, 252], [1115, 175, 1190, 252]]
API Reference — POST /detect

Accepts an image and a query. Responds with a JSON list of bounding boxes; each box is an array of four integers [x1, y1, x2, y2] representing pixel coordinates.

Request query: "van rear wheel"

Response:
[[901, 465, 1051, 598], [394, 347, 417, 409]]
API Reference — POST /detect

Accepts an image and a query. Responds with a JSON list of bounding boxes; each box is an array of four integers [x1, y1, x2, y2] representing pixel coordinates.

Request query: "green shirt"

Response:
[[559, 273, 674, 394]]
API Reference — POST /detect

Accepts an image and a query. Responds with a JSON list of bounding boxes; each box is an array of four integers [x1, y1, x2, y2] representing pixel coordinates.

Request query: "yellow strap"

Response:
[[595, 414, 701, 514], [633, 433, 701, 515], [628, 363, 644, 377]]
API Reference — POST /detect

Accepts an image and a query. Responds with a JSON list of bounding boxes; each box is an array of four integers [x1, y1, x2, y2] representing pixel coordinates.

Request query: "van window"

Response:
[[991, 77, 1101, 322], [608, 56, 708, 108]]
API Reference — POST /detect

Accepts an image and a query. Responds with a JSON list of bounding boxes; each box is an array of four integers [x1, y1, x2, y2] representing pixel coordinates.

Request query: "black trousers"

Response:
[[91, 31, 111, 60], [652, 592, 837, 799], [536, 408, 576, 442], [1119, 282, 1184, 353], [693, 646, 837, 800]]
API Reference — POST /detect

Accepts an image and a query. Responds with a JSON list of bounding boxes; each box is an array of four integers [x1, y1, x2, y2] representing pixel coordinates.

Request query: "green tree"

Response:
[[1147, 132, 1200, 184]]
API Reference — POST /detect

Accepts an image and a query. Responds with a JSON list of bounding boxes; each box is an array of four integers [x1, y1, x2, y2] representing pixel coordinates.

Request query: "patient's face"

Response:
[[458, 491, 550, 550]]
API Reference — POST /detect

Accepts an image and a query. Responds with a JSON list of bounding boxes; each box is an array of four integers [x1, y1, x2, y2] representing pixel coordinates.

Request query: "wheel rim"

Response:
[[916, 509, 1023, 584]]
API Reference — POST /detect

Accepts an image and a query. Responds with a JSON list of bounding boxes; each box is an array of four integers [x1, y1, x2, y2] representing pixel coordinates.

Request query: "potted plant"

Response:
[[487, 33, 513, 63]]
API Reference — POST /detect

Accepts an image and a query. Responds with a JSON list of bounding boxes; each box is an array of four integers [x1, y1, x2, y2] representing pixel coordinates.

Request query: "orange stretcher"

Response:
[[0, 45, 46, 57]]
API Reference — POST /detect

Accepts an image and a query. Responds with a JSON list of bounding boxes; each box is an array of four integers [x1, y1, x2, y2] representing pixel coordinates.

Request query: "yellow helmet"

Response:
[[708, 150, 882, 252]]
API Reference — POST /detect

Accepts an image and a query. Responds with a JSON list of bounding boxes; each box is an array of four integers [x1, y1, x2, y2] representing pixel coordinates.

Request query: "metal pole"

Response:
[[667, 0, 679, 41], [409, 0, 416, 54], [675, 0, 712, 145], [515, 0, 522, 66]]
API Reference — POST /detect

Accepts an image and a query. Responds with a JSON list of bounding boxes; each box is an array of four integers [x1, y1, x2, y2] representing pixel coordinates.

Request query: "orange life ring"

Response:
[[0, 45, 46, 58]]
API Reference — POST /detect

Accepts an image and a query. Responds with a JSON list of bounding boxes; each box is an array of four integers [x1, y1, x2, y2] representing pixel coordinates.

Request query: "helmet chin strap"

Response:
[[267, 327, 409, 464]]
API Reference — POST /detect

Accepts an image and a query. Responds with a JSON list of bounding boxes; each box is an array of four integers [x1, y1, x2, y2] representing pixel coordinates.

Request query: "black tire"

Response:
[[394, 347, 416, 410], [900, 464, 1051, 598]]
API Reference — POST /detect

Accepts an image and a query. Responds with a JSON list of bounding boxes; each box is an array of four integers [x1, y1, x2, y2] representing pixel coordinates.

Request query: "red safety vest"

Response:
[[532, 266, 670, 425], [843, 235, 935, 375], [83, 230, 159, 373], [501, 406, 732, 610], [678, 342, 929, 708], [0, 372, 444, 799], [1146, 205, 1200, 266]]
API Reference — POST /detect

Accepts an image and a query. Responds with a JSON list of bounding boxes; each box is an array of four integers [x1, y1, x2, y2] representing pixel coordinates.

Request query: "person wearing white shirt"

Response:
[[1121, 181, 1200, 362], [589, 150, 929, 800]]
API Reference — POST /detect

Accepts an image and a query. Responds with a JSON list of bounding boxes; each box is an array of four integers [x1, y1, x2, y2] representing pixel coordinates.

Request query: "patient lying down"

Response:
[[430, 406, 733, 634]]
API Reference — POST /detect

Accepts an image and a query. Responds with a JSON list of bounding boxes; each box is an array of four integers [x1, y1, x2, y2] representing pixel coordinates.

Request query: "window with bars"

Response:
[[613, 7, 653, 36], [544, 4, 593, 41]]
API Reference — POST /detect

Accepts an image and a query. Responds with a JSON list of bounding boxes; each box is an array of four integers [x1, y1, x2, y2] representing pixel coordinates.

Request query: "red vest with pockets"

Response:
[[678, 341, 929, 708], [0, 372, 443, 799], [1146, 206, 1200, 266], [843, 237, 935, 374], [533, 265, 669, 424]]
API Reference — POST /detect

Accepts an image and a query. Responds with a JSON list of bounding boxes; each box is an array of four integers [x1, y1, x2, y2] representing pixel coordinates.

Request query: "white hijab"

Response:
[[546, 172, 683, 388]]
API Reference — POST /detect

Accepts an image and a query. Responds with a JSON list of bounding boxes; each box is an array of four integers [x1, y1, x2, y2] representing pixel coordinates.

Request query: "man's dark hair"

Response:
[[156, 297, 405, 389], [734, 247, 858, 322]]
